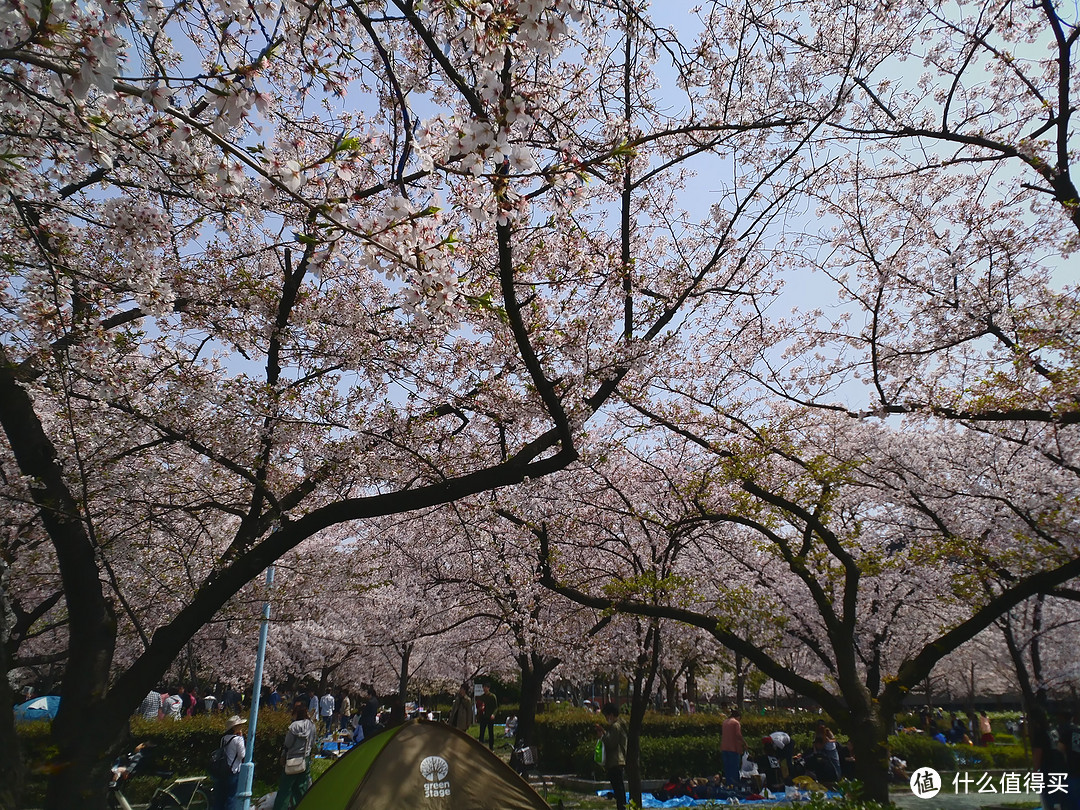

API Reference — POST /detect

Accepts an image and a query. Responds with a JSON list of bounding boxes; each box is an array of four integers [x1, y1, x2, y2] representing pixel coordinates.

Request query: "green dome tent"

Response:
[[296, 719, 551, 810]]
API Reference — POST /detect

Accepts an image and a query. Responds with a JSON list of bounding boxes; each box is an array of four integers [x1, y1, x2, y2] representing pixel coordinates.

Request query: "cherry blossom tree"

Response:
[[534, 417, 1080, 802], [519, 0, 1080, 798], [0, 0, 833, 802], [4, 0, 1076, 806], [997, 594, 1080, 720], [366, 503, 605, 744]]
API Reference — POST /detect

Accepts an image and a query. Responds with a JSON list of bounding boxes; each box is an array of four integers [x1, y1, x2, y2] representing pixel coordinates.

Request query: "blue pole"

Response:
[[238, 564, 275, 810]]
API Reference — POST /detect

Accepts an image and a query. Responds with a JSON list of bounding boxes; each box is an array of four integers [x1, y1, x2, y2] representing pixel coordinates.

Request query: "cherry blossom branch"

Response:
[[535, 525, 849, 723], [881, 554, 1080, 711]]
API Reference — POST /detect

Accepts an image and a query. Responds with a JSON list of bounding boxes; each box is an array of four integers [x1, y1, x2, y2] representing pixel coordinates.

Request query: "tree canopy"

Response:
[[2, 0, 1078, 806]]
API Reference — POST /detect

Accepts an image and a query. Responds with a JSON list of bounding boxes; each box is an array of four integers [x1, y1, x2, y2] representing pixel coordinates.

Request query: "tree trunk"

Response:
[[624, 621, 661, 809], [734, 653, 746, 707], [318, 664, 330, 695], [45, 699, 131, 810], [516, 652, 559, 747], [0, 607, 26, 810], [0, 355, 126, 810], [662, 670, 677, 712], [397, 642, 412, 716], [1001, 604, 1047, 756], [847, 710, 892, 805], [1031, 596, 1047, 707]]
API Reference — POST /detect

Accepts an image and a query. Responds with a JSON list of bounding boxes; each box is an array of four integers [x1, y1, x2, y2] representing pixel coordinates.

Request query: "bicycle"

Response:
[[107, 745, 210, 810]]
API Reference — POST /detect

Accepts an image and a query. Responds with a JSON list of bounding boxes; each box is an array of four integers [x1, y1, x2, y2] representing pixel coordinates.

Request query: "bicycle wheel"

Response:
[[148, 790, 181, 810], [187, 787, 210, 810]]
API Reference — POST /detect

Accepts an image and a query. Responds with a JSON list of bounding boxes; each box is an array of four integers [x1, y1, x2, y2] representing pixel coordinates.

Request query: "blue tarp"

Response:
[[13, 695, 60, 723], [317, 739, 356, 758], [600, 790, 845, 807]]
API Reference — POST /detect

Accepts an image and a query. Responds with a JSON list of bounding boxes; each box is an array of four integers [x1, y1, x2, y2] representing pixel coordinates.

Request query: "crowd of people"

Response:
[[589, 706, 860, 810], [592, 706, 854, 809], [719, 713, 854, 795], [136, 683, 245, 719], [129, 683, 384, 810], [126, 680, 507, 810], [109, 687, 1080, 810], [909, 707, 998, 746], [136, 682, 387, 740], [587, 704, 1080, 810]]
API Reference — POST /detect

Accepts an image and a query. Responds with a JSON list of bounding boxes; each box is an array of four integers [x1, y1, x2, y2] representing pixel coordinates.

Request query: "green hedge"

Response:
[[130, 711, 294, 776], [570, 735, 726, 779], [887, 733, 957, 771], [15, 711, 294, 806], [534, 710, 1033, 778], [535, 709, 828, 776], [888, 734, 1030, 771]]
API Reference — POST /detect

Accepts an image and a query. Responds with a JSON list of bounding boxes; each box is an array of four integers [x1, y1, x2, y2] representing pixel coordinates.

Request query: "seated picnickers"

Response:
[[756, 736, 787, 793], [652, 775, 695, 801], [652, 776, 681, 801], [801, 736, 840, 784], [840, 741, 857, 780]]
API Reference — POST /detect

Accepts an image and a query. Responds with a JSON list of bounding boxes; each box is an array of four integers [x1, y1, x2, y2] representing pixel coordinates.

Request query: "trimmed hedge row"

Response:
[[888, 733, 1030, 771], [129, 711, 294, 776], [534, 709, 826, 775], [15, 711, 295, 805], [534, 709, 1033, 777], [569, 734, 726, 779]]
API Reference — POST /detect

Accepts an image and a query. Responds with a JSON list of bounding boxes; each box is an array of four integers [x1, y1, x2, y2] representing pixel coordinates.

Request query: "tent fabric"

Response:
[[296, 719, 550, 810], [13, 695, 60, 722]]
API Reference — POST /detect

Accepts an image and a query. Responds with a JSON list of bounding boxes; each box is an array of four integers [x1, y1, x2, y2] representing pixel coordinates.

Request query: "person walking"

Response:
[[1031, 712, 1065, 810], [318, 689, 335, 737], [476, 683, 498, 749], [448, 684, 474, 732], [721, 708, 744, 787], [211, 715, 247, 810], [596, 703, 628, 810], [273, 702, 316, 810]]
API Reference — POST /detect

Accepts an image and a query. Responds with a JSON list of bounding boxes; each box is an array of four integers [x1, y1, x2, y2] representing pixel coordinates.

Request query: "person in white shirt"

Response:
[[318, 691, 335, 736], [211, 716, 247, 810], [162, 688, 183, 720]]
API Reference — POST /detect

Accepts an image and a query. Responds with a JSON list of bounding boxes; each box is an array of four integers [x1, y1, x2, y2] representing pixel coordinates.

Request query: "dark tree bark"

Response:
[[624, 621, 662, 809], [397, 642, 413, 720], [0, 578, 25, 810], [515, 651, 559, 749]]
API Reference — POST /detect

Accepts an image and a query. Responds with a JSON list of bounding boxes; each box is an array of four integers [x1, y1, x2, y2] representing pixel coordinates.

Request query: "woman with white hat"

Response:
[[212, 715, 247, 810]]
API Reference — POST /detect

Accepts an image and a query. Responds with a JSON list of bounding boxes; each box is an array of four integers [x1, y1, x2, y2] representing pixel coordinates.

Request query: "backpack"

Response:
[[208, 736, 231, 781]]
